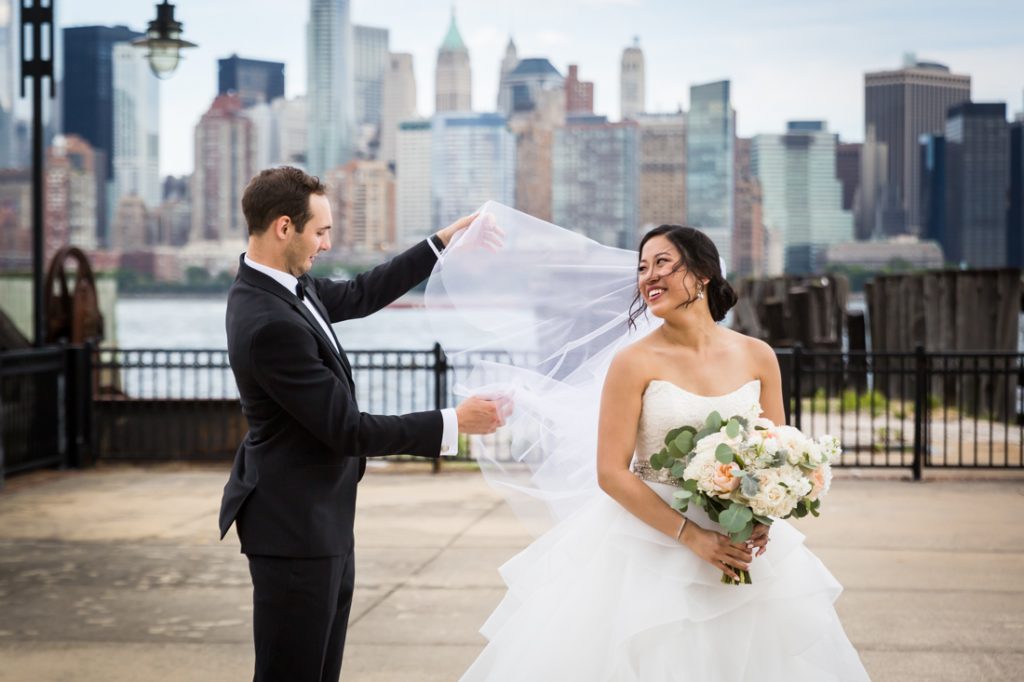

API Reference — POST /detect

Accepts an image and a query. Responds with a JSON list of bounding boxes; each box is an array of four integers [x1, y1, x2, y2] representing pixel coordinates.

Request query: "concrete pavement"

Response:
[[0, 463, 1022, 681]]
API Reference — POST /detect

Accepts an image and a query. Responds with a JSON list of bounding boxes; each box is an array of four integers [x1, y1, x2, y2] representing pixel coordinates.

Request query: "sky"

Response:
[[49, 0, 1024, 177]]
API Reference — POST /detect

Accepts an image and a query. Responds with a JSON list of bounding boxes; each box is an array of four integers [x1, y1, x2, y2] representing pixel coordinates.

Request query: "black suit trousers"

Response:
[[248, 552, 356, 682]]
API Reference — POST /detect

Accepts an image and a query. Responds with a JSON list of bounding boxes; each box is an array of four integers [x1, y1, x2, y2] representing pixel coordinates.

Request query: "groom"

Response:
[[219, 166, 506, 682]]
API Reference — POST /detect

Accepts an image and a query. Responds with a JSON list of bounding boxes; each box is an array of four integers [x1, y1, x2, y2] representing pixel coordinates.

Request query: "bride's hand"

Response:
[[748, 522, 770, 557], [680, 522, 752, 581]]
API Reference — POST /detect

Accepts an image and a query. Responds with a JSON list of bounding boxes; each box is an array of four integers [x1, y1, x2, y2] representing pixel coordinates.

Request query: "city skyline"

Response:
[[48, 0, 1023, 177]]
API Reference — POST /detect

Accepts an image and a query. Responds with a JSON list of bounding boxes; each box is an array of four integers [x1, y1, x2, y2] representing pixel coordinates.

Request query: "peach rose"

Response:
[[711, 462, 740, 494]]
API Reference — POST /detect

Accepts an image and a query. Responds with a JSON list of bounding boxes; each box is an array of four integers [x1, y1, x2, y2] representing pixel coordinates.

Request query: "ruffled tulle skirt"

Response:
[[461, 481, 870, 681]]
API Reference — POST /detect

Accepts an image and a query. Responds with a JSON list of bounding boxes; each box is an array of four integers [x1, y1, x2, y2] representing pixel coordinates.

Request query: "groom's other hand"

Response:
[[455, 396, 511, 434]]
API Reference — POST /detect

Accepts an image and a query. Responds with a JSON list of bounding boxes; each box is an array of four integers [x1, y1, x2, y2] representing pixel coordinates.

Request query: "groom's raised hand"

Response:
[[455, 395, 512, 435], [436, 212, 505, 253]]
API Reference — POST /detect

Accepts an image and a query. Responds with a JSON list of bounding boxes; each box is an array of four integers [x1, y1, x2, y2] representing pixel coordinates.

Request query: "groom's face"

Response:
[[284, 194, 332, 276]]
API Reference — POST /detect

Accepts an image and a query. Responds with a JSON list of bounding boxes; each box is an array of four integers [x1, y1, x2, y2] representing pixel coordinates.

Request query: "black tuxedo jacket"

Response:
[[219, 240, 443, 558]]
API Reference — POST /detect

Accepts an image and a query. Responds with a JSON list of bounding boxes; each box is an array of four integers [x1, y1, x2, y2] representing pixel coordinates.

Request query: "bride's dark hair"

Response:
[[628, 224, 738, 328]]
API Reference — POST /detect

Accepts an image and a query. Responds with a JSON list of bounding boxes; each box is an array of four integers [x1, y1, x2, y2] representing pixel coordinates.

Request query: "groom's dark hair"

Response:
[[629, 225, 738, 328], [242, 166, 327, 236]]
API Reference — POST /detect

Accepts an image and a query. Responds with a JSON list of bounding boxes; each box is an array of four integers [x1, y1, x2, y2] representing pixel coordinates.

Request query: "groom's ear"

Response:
[[271, 215, 292, 241]]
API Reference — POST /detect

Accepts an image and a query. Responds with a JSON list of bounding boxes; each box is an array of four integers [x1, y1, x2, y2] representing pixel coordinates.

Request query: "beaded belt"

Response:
[[631, 460, 682, 487]]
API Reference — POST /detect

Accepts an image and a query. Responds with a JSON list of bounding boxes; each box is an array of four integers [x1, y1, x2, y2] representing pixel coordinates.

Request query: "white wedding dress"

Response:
[[460, 378, 870, 681]]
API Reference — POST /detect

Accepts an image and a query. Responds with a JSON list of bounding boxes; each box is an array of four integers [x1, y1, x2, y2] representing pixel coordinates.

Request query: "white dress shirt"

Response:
[[244, 249, 459, 456]]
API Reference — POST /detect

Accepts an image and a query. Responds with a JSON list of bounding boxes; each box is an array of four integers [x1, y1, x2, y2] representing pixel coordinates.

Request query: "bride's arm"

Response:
[[596, 350, 752, 579]]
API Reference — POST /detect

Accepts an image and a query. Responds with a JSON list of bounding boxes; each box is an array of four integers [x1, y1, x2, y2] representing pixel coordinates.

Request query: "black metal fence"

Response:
[[0, 344, 91, 488], [2, 344, 1022, 482]]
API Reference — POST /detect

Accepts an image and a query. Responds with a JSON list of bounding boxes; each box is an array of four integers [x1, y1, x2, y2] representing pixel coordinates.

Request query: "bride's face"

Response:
[[637, 235, 699, 318]]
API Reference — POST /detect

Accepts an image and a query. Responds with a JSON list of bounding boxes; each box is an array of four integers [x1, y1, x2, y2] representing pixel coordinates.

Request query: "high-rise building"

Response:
[[434, 10, 471, 113], [307, 0, 355, 177], [864, 56, 970, 236], [47, 135, 100, 251], [920, 132, 946, 259], [553, 115, 638, 248], [496, 37, 519, 115], [1009, 120, 1024, 268], [733, 136, 764, 278], [500, 58, 563, 115], [271, 96, 308, 168], [752, 121, 853, 274], [191, 94, 256, 244], [62, 25, 144, 180], [155, 175, 192, 246], [620, 38, 645, 121], [218, 55, 285, 108], [855, 125, 888, 240], [380, 53, 417, 166], [111, 194, 151, 252], [565, 64, 594, 115], [111, 43, 160, 210], [353, 25, 389, 129], [0, 169, 31, 267], [836, 142, 861, 213], [327, 159, 395, 251], [944, 102, 1009, 267], [509, 87, 565, 223], [431, 112, 514, 228], [395, 120, 431, 247], [0, 0, 16, 168], [636, 112, 685, 232], [687, 81, 734, 235]]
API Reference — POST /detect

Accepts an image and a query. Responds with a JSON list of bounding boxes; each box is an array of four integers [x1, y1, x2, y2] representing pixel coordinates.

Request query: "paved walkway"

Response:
[[0, 463, 1022, 681]]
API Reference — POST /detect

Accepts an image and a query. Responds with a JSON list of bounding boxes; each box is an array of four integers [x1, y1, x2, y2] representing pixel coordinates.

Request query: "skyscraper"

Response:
[[395, 120, 431, 247], [380, 53, 417, 167], [218, 55, 285, 108], [752, 122, 852, 274], [636, 112, 686, 231], [111, 43, 160, 210], [620, 38, 645, 121], [864, 56, 970, 236], [191, 94, 255, 244], [353, 25, 389, 129], [836, 142, 861, 212], [509, 87, 565, 223], [500, 59, 563, 114], [431, 112, 514, 228], [62, 25, 144, 180], [47, 135, 100, 251], [496, 37, 519, 115], [565, 65, 594, 115], [944, 102, 1009, 267], [687, 81, 734, 235], [434, 11, 471, 113], [733, 137, 764, 278], [307, 0, 354, 177], [327, 160, 395, 251], [553, 115, 638, 248]]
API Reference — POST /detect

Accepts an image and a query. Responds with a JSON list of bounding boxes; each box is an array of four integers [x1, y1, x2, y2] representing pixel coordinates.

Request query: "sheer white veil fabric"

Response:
[[425, 201, 660, 535]]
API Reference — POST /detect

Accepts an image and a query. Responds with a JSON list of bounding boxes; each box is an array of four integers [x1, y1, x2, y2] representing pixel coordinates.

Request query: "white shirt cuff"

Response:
[[426, 236, 442, 259], [439, 407, 458, 457]]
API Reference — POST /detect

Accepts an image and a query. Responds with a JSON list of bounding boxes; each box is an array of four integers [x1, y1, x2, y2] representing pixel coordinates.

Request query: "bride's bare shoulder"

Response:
[[609, 336, 658, 380]]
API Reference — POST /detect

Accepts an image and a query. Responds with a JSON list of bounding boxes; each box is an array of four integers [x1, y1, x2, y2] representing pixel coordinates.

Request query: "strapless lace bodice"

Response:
[[632, 379, 762, 486]]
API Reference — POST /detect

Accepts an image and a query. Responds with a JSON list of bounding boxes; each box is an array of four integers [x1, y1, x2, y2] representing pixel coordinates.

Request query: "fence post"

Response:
[[792, 344, 803, 431], [432, 343, 448, 474], [64, 342, 95, 469], [912, 344, 926, 481], [0, 352, 5, 490]]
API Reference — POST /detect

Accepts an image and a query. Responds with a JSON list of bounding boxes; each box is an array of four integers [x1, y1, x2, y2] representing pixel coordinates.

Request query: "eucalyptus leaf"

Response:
[[666, 441, 682, 460], [718, 503, 753, 532], [715, 443, 735, 464], [682, 479, 699, 493], [740, 475, 760, 497], [670, 461, 687, 478], [664, 427, 684, 446], [705, 411, 723, 432], [726, 419, 740, 439], [730, 522, 754, 544], [674, 430, 695, 455], [752, 514, 773, 526]]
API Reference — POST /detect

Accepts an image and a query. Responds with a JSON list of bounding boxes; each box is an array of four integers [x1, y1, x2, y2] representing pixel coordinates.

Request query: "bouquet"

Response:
[[648, 409, 839, 585]]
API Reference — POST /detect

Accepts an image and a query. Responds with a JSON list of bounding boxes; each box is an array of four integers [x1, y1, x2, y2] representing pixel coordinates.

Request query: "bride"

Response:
[[427, 205, 869, 681]]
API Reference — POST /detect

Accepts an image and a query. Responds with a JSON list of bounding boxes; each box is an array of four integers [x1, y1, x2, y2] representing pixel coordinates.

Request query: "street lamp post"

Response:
[[19, 0, 55, 347], [133, 1, 197, 80]]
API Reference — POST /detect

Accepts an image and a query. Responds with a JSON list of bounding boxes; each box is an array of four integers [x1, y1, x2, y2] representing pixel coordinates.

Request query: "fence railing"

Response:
[[2, 344, 1022, 482]]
